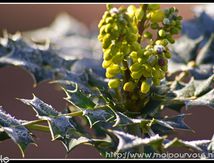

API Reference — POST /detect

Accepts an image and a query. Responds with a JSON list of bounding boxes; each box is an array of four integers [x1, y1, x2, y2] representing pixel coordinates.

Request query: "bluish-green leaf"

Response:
[[185, 89, 214, 109], [107, 129, 165, 153], [0, 107, 35, 157], [18, 94, 59, 118]]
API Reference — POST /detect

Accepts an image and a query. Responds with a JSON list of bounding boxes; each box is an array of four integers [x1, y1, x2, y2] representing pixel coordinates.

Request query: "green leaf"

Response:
[[174, 75, 214, 99], [3, 126, 35, 157], [0, 35, 75, 82], [0, 130, 9, 141], [156, 114, 191, 131], [83, 108, 115, 128], [196, 34, 214, 65], [113, 111, 191, 133], [107, 129, 165, 153], [185, 89, 214, 109], [19, 95, 91, 152], [170, 35, 203, 63], [0, 107, 35, 157], [61, 81, 117, 128], [164, 138, 211, 153], [65, 88, 96, 110], [168, 32, 214, 80], [18, 94, 59, 118], [141, 98, 163, 117], [207, 134, 214, 154]]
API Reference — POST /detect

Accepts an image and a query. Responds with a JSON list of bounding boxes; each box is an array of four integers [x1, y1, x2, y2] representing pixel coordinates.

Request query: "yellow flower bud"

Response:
[[158, 29, 166, 37], [103, 49, 112, 61], [131, 71, 143, 80], [102, 60, 112, 68], [105, 24, 112, 33], [129, 51, 138, 59], [112, 52, 124, 64], [150, 10, 164, 23], [106, 64, 120, 75], [164, 52, 172, 58], [106, 71, 115, 78], [127, 5, 137, 18], [141, 81, 150, 94], [130, 62, 142, 72], [123, 81, 135, 92], [103, 34, 112, 49], [108, 79, 120, 89]]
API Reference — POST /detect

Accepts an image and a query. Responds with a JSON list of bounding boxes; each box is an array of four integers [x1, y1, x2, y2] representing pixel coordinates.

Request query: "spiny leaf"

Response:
[[3, 126, 35, 157], [188, 64, 214, 80], [49, 117, 91, 152], [61, 81, 117, 128], [18, 94, 59, 118], [164, 138, 211, 152], [0, 107, 21, 127], [19, 95, 91, 152], [83, 108, 115, 128], [0, 130, 9, 141], [167, 75, 214, 110], [0, 107, 35, 157], [156, 114, 191, 131], [174, 74, 214, 98], [196, 34, 214, 64], [207, 134, 214, 153], [107, 129, 165, 153], [170, 35, 203, 63], [65, 88, 96, 110], [185, 89, 214, 110], [112, 111, 191, 133], [0, 35, 75, 82], [182, 12, 214, 39]]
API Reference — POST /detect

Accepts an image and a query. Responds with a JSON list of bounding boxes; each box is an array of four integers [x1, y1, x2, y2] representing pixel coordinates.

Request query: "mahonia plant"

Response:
[[98, 4, 182, 112], [0, 4, 214, 159]]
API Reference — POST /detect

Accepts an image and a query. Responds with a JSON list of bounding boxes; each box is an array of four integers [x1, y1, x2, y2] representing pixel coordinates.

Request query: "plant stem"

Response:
[[138, 4, 148, 43], [26, 124, 50, 132], [66, 110, 83, 117]]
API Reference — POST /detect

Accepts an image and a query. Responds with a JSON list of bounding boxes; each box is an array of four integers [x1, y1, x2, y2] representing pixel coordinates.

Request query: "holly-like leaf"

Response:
[[65, 87, 96, 110], [164, 138, 211, 153], [19, 95, 91, 152], [107, 129, 165, 154], [83, 108, 115, 128], [0, 107, 35, 157], [0, 130, 9, 141], [182, 12, 214, 39], [188, 64, 214, 80], [196, 34, 214, 64], [18, 94, 59, 118], [173, 74, 214, 98], [170, 35, 203, 63], [156, 114, 191, 131], [207, 134, 214, 156], [167, 75, 214, 110], [185, 89, 214, 109], [0, 35, 75, 82], [60, 80, 118, 128]]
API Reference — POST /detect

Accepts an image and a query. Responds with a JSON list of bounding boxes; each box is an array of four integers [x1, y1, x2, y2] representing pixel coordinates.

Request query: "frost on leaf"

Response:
[[0, 107, 35, 157], [107, 130, 165, 154]]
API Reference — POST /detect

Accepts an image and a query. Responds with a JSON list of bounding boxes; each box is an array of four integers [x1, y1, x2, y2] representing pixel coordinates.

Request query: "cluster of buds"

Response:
[[98, 4, 182, 95]]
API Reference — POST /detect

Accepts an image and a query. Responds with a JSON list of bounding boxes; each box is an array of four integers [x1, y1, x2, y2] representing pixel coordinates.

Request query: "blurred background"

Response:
[[0, 4, 213, 159]]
